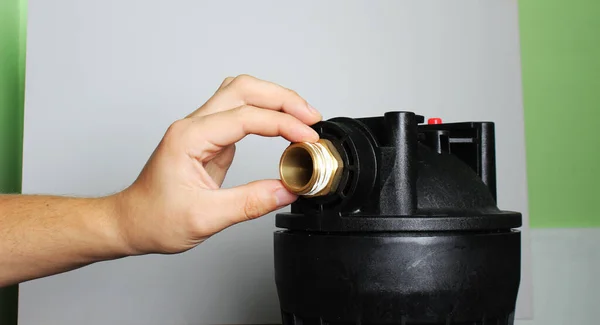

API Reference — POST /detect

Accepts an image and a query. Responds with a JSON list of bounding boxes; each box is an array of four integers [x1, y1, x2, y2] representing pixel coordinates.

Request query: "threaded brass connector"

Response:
[[279, 139, 344, 197]]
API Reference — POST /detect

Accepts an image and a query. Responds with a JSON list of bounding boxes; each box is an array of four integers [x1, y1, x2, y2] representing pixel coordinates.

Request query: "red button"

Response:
[[428, 117, 442, 125]]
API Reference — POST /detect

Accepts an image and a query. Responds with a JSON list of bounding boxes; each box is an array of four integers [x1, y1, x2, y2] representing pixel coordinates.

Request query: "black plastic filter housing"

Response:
[[274, 111, 522, 325]]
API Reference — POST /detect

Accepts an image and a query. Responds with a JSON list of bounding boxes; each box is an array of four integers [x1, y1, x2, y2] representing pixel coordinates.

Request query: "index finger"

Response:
[[188, 75, 322, 125], [185, 105, 319, 159]]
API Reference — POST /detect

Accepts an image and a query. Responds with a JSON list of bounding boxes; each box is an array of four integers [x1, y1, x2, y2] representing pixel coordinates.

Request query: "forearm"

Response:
[[0, 194, 130, 286]]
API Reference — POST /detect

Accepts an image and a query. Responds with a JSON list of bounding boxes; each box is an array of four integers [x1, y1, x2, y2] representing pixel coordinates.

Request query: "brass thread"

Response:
[[279, 139, 343, 197]]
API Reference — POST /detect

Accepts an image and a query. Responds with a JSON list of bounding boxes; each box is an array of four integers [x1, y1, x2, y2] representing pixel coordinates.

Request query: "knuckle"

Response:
[[165, 119, 188, 137], [220, 76, 234, 87], [189, 216, 211, 239], [232, 74, 254, 87], [243, 193, 266, 220], [286, 88, 300, 97], [186, 204, 216, 238]]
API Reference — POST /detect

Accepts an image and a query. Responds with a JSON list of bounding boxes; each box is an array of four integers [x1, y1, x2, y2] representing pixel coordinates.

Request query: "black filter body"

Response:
[[274, 111, 522, 325]]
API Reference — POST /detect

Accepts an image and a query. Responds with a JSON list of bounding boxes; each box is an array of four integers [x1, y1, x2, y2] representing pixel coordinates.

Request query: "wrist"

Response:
[[100, 193, 140, 258]]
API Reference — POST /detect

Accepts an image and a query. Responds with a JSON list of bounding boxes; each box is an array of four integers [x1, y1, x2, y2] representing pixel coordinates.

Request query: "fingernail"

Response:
[[307, 103, 321, 117], [274, 187, 297, 208]]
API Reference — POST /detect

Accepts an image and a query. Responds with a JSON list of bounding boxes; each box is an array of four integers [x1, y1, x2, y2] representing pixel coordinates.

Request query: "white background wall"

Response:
[[20, 0, 533, 324], [516, 229, 599, 325]]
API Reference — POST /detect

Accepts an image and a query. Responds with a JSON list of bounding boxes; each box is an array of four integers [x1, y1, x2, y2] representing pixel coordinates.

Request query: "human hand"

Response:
[[114, 75, 322, 255]]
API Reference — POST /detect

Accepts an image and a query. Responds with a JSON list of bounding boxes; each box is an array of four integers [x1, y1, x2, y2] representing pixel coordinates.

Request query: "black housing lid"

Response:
[[275, 111, 522, 232]]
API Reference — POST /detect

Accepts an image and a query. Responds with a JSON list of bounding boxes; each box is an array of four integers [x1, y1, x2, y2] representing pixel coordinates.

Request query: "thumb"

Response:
[[209, 179, 298, 227]]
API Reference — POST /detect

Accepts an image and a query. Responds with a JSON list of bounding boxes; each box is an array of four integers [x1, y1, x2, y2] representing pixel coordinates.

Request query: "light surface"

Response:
[[515, 228, 600, 325]]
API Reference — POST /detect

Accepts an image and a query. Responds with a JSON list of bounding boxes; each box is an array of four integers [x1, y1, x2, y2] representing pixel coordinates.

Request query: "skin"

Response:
[[0, 75, 322, 287]]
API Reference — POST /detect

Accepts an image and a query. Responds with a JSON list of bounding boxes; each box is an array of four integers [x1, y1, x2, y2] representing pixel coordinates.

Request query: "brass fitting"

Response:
[[279, 139, 344, 197]]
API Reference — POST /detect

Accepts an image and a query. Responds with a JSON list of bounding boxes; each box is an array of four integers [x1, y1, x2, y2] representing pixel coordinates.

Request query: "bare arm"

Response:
[[0, 75, 322, 287], [0, 195, 128, 286]]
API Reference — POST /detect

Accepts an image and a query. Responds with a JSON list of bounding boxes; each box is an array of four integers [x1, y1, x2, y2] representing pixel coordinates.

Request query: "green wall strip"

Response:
[[0, 0, 25, 194], [519, 0, 600, 228], [0, 0, 27, 323]]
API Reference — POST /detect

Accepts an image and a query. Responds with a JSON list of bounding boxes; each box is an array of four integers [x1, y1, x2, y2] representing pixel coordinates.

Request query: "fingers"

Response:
[[189, 75, 322, 125], [204, 179, 297, 228], [184, 105, 319, 158], [204, 144, 236, 186]]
